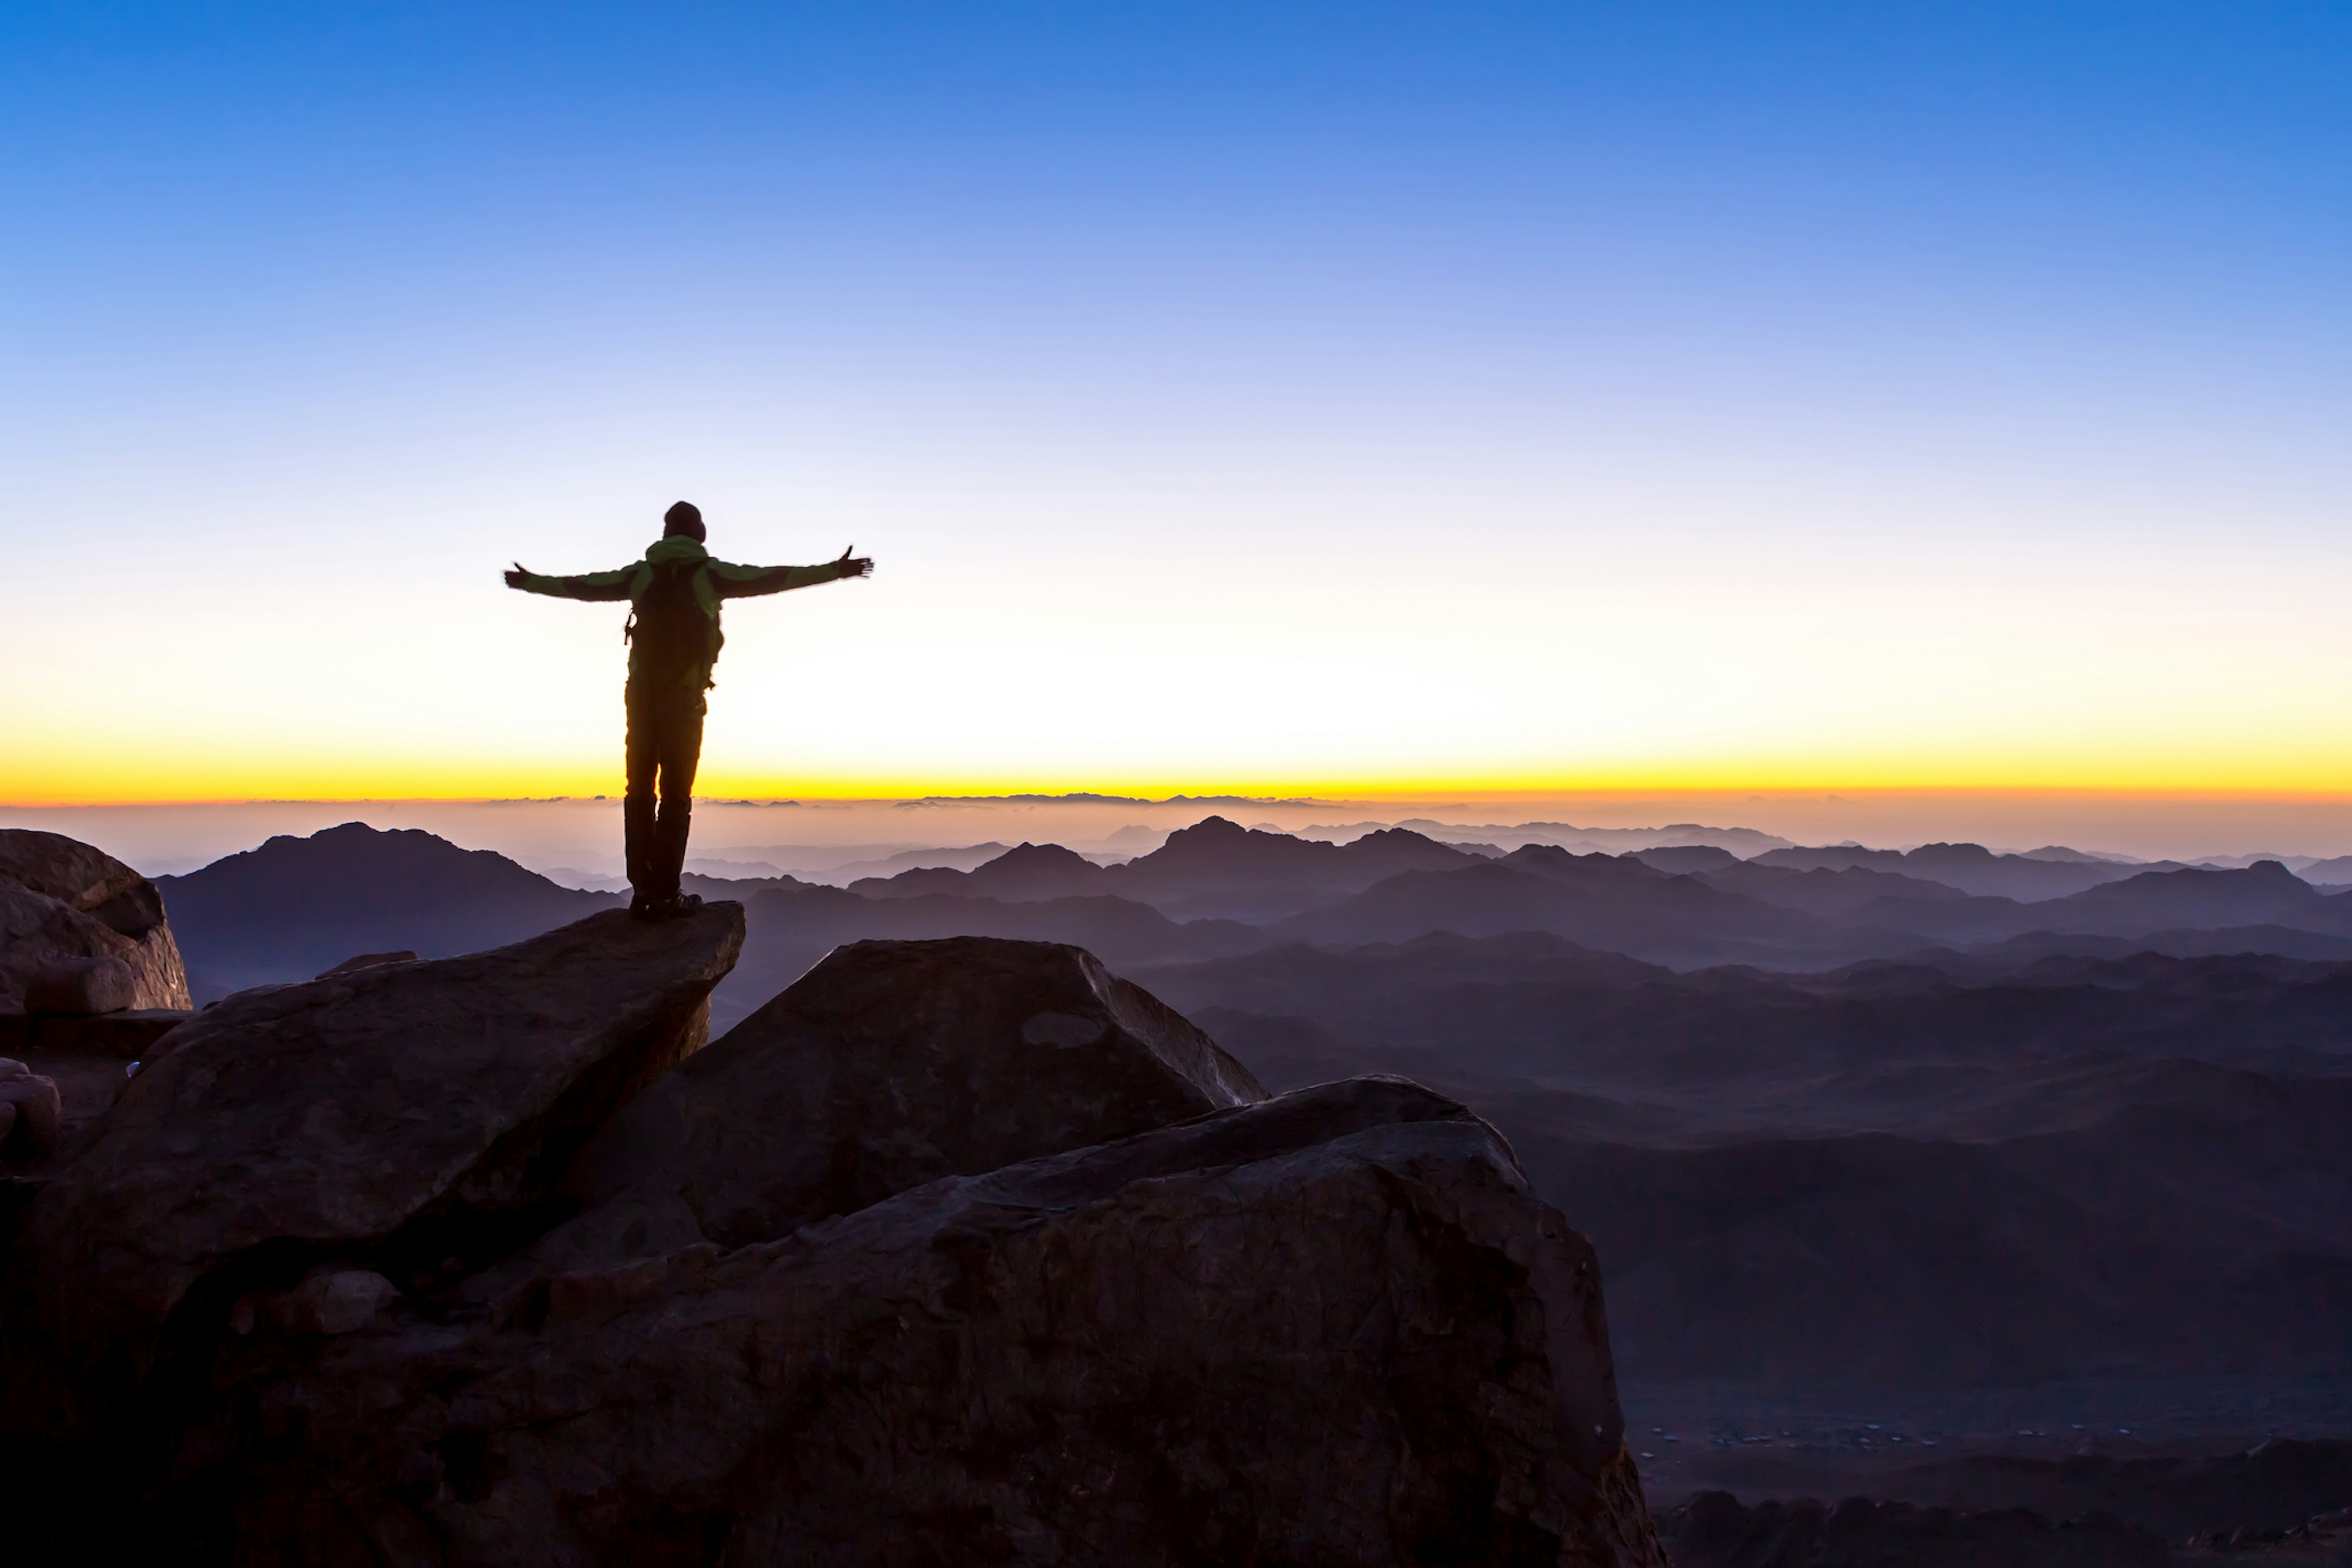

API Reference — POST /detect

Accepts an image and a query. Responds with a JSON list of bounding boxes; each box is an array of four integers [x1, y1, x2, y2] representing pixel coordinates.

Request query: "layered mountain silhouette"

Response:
[[154, 813, 2352, 1013], [1753, 840, 2164, 899], [854, 817, 1480, 921], [2304, 852, 2352, 888], [1270, 851, 1810, 960], [1145, 934, 2352, 1403]]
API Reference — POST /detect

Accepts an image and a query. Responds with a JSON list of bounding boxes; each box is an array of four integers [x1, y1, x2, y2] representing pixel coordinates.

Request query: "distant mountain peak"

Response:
[[1503, 843, 1663, 880], [1906, 842, 2001, 863], [1166, 815, 1248, 842], [988, 842, 1098, 869], [1347, 827, 1422, 845], [2018, 845, 2140, 865], [153, 823, 620, 998]]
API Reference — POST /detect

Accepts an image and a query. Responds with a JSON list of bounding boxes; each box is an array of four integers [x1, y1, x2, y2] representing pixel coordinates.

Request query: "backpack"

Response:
[[626, 562, 718, 688]]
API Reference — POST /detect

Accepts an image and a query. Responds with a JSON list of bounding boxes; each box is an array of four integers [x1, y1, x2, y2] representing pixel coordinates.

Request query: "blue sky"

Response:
[[4, 3, 2349, 801]]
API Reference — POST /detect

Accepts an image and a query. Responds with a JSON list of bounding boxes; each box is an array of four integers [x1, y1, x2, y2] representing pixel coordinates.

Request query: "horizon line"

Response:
[[11, 784, 2352, 811]]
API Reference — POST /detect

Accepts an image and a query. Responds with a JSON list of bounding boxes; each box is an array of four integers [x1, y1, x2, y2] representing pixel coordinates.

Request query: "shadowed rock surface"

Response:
[[0, 828, 190, 1012], [0, 924, 1663, 1564], [527, 935, 1267, 1278], [0, 1055, 62, 1164], [0, 903, 744, 1450], [192, 1077, 1662, 1567]]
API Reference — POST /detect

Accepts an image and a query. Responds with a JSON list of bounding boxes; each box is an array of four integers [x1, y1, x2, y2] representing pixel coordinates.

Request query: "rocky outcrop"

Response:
[[0, 927, 1662, 1566], [529, 935, 1267, 1274], [195, 1077, 1660, 1566], [0, 829, 190, 1012], [0, 903, 744, 1450], [0, 1057, 61, 1165]]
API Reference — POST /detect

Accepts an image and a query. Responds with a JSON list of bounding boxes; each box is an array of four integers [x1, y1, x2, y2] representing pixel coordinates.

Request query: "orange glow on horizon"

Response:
[[13, 761, 2352, 812]]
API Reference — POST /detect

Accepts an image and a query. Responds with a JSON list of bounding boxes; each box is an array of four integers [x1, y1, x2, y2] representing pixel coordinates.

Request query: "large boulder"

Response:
[[1, 929, 1665, 1565], [532, 935, 1266, 1270], [0, 829, 190, 1012], [197, 1077, 1664, 1566], [0, 903, 744, 1450]]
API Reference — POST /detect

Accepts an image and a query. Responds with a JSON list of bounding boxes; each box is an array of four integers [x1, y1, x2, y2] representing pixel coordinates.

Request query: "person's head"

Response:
[[663, 500, 706, 541]]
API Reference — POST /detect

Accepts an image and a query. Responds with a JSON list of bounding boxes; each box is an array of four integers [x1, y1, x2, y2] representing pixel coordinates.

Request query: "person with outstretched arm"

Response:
[[505, 500, 873, 921]]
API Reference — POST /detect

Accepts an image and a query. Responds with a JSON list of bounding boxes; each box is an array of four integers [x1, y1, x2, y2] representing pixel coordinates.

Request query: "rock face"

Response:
[[0, 904, 744, 1449], [0, 929, 1662, 1567], [203, 1077, 1660, 1566], [0, 1057, 62, 1164], [545, 935, 1267, 1267], [0, 829, 191, 1012], [26, 954, 141, 1014]]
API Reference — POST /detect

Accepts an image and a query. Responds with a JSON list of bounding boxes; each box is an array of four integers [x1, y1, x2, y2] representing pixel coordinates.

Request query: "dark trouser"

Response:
[[624, 679, 706, 903]]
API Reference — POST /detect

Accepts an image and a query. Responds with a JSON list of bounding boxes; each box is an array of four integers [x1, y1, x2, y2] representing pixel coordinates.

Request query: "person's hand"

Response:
[[503, 562, 532, 589], [835, 546, 874, 578]]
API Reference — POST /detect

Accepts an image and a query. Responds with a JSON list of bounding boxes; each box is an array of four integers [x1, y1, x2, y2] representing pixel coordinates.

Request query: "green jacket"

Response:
[[507, 536, 857, 690]]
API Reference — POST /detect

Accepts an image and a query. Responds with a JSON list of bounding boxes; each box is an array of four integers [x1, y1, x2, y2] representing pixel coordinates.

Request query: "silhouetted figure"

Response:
[[505, 501, 873, 921]]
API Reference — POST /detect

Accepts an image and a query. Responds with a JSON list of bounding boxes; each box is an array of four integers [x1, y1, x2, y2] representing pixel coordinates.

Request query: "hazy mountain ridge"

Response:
[[1140, 938, 2352, 1118], [2304, 853, 2352, 885], [1269, 854, 1822, 963], [1308, 818, 1797, 856], [154, 816, 2352, 1017], [851, 818, 1485, 922], [1524, 1074, 2352, 1392], [1152, 935, 2352, 1409]]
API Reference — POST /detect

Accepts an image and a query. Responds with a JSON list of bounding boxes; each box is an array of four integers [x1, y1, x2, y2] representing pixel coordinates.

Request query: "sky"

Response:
[[4, 2, 2349, 810]]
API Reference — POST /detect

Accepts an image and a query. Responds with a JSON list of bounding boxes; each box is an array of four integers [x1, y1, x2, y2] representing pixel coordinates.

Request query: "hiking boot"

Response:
[[628, 894, 661, 923]]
